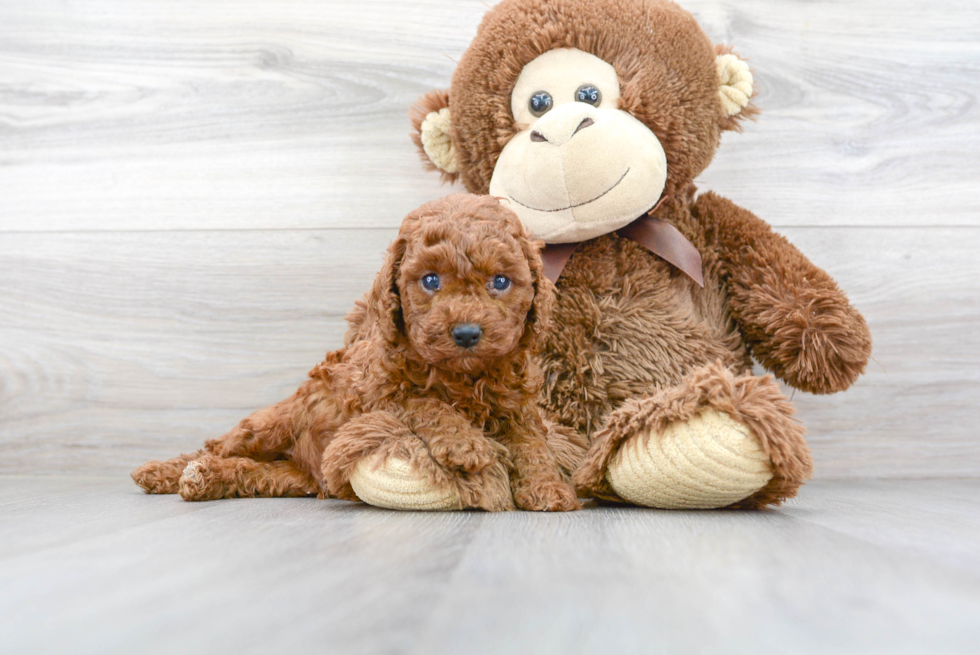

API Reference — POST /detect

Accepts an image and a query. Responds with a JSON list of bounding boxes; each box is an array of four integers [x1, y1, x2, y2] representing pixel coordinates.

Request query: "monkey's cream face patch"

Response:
[[490, 48, 667, 244]]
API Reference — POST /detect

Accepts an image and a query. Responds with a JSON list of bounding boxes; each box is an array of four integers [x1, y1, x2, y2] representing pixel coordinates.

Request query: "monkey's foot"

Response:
[[605, 409, 773, 509], [324, 417, 515, 512], [349, 456, 464, 511]]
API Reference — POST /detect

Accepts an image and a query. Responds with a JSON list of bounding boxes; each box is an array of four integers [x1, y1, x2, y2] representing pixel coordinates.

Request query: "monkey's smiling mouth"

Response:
[[508, 168, 630, 213]]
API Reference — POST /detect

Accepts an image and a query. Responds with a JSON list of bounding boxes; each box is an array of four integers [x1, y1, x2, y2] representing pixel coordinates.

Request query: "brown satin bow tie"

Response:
[[540, 200, 704, 287]]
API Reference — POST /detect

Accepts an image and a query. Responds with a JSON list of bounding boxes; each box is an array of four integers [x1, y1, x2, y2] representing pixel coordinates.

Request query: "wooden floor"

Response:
[[1, 477, 978, 655]]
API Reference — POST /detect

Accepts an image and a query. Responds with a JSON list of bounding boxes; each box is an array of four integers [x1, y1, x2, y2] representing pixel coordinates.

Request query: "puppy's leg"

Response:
[[132, 451, 203, 494], [132, 395, 303, 494], [178, 453, 319, 501], [133, 386, 313, 494], [404, 400, 507, 476], [402, 400, 516, 512], [204, 392, 308, 461], [499, 419, 582, 512]]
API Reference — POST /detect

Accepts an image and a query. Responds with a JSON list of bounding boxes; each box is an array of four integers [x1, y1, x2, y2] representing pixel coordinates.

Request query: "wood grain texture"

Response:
[[1, 227, 977, 478], [1, 477, 978, 654], [0, 0, 977, 231], [1, 0, 978, 479]]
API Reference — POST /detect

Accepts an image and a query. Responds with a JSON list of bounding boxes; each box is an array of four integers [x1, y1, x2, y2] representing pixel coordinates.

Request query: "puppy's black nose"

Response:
[[452, 323, 482, 348]]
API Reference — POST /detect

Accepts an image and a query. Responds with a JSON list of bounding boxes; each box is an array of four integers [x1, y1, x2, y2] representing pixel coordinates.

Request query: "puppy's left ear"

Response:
[[366, 235, 408, 345], [410, 89, 460, 184], [715, 46, 759, 131], [519, 236, 555, 350]]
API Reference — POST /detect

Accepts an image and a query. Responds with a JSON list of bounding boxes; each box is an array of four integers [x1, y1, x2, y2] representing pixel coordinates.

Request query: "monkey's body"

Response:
[[540, 211, 744, 440], [544, 193, 869, 507], [404, 0, 872, 508]]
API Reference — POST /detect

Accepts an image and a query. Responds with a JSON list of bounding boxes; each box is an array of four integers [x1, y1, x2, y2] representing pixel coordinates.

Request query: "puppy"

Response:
[[132, 194, 582, 512]]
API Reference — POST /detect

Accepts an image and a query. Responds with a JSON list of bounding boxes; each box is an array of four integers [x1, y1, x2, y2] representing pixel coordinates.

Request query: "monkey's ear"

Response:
[[715, 48, 759, 131], [410, 89, 460, 183]]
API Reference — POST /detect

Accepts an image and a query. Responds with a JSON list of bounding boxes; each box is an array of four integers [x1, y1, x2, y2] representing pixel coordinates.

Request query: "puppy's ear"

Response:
[[366, 235, 408, 344], [518, 235, 555, 350], [409, 89, 460, 185]]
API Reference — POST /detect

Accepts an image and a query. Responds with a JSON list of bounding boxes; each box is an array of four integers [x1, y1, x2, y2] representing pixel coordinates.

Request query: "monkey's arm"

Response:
[[694, 191, 872, 394]]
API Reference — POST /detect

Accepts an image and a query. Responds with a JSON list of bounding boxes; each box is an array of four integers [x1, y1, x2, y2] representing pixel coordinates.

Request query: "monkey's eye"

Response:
[[489, 275, 512, 293], [576, 84, 602, 106], [529, 91, 553, 117], [420, 273, 441, 293]]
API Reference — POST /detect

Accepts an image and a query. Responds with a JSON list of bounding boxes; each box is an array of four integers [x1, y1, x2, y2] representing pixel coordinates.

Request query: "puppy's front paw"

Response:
[[514, 479, 582, 512], [178, 457, 225, 501], [431, 437, 505, 474]]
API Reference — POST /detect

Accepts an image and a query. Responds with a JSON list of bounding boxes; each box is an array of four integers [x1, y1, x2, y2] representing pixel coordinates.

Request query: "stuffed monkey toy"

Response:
[[353, 0, 872, 510]]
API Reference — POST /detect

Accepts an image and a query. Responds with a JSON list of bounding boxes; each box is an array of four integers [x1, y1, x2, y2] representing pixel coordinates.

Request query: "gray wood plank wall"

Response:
[[2, 0, 978, 478]]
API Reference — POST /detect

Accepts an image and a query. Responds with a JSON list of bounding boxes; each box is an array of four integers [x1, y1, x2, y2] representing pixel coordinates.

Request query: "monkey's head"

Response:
[[411, 0, 756, 243]]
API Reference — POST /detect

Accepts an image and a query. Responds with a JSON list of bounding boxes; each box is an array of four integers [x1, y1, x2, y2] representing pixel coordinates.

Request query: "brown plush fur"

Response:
[[409, 89, 458, 186], [695, 192, 872, 394], [132, 195, 582, 512], [432, 0, 755, 199], [572, 361, 812, 509], [410, 0, 872, 507]]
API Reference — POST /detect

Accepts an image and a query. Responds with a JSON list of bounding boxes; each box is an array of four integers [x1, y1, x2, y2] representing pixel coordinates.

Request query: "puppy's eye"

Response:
[[576, 84, 601, 106], [529, 91, 553, 117], [490, 275, 512, 293], [420, 273, 441, 293]]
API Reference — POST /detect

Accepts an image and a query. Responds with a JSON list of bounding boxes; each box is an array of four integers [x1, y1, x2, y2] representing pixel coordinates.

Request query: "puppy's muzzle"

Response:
[[451, 323, 482, 349]]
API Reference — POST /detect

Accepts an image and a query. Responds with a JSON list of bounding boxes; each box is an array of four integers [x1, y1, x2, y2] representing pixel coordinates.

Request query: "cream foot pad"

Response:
[[349, 456, 463, 511], [605, 409, 772, 509]]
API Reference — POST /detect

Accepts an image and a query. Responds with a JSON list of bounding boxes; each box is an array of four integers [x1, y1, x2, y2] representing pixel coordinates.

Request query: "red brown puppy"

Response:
[[132, 194, 582, 512]]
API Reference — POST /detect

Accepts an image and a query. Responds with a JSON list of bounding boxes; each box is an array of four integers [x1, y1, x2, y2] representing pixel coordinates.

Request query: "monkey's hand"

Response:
[[696, 191, 872, 394]]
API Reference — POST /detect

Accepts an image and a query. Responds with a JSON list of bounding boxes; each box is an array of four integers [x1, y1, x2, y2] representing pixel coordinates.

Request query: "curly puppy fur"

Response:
[[132, 194, 582, 512], [409, 0, 872, 507]]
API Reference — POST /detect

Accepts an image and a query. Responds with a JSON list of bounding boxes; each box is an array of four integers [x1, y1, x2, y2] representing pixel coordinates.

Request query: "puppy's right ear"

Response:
[[410, 90, 460, 185], [366, 236, 408, 345], [518, 236, 555, 351]]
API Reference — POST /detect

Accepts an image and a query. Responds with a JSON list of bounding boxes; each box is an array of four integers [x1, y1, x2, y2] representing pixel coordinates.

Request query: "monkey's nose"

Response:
[[451, 323, 482, 348], [528, 103, 599, 146], [531, 118, 593, 143]]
